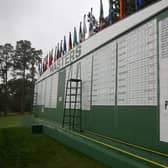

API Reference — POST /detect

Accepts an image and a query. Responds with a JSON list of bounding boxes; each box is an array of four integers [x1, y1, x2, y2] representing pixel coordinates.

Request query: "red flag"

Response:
[[45, 54, 48, 70], [120, 0, 125, 19], [49, 49, 53, 66]]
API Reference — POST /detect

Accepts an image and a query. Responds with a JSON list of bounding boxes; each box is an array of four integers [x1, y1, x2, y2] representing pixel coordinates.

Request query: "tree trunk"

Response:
[[4, 55, 8, 116]]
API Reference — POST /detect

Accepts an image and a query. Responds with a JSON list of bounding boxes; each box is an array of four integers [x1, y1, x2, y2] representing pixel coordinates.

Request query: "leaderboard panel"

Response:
[[117, 19, 157, 106], [159, 17, 168, 143], [92, 42, 116, 106]]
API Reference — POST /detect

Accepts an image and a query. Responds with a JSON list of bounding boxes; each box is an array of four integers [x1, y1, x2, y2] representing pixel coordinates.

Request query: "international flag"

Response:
[[88, 8, 93, 35], [135, 0, 143, 10], [38, 63, 41, 75], [60, 40, 63, 57], [54, 46, 57, 62], [44, 54, 48, 71], [49, 49, 53, 66], [43, 60, 45, 72], [79, 22, 83, 43], [63, 36, 67, 55], [57, 43, 60, 59], [73, 27, 78, 47], [99, 0, 104, 25], [68, 32, 72, 51], [108, 0, 114, 25], [83, 14, 87, 40], [120, 0, 125, 19]]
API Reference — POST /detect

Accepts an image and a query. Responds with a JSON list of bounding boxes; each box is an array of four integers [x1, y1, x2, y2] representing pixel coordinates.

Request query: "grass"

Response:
[[0, 117, 109, 168], [0, 116, 22, 128]]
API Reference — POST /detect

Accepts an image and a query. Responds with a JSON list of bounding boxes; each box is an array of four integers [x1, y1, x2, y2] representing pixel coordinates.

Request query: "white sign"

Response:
[[92, 42, 116, 106], [159, 17, 168, 143], [117, 19, 157, 105]]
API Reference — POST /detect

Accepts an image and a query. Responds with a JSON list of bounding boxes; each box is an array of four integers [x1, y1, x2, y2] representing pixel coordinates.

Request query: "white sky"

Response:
[[0, 0, 109, 57]]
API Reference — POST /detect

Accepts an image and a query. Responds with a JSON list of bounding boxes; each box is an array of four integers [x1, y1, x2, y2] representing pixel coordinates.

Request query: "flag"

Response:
[[99, 0, 104, 24], [44, 54, 48, 71], [49, 49, 53, 66], [109, 0, 114, 25], [83, 14, 87, 40], [120, 0, 125, 19], [54, 46, 57, 62], [79, 22, 83, 43], [43, 60, 45, 72], [57, 43, 60, 59], [60, 40, 63, 57], [135, 0, 143, 11], [63, 36, 67, 55], [88, 8, 96, 36], [73, 27, 78, 47], [38, 63, 42, 75], [68, 32, 72, 51]]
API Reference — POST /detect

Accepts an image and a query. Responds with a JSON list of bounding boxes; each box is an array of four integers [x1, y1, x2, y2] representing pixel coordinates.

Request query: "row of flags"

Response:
[[38, 14, 87, 75], [38, 0, 156, 75]]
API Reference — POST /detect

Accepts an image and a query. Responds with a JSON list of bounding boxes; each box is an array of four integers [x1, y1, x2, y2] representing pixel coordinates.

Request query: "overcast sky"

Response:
[[0, 0, 109, 56]]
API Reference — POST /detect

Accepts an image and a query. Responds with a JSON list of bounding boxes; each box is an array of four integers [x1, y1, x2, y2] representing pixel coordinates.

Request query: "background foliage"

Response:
[[0, 40, 42, 114]]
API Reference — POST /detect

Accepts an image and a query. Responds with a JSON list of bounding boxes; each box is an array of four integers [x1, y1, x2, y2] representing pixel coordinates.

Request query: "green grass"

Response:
[[0, 127, 109, 168], [0, 116, 23, 128]]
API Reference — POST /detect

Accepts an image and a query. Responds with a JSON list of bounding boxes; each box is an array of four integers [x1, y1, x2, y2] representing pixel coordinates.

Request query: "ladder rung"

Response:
[[67, 87, 81, 89], [63, 115, 72, 117], [65, 101, 81, 103], [66, 94, 80, 96], [73, 124, 80, 126], [68, 79, 82, 82], [63, 122, 71, 124]]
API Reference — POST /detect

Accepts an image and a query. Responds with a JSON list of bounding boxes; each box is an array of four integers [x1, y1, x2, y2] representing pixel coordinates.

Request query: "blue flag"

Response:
[[109, 0, 114, 25], [135, 0, 143, 11], [63, 36, 67, 54]]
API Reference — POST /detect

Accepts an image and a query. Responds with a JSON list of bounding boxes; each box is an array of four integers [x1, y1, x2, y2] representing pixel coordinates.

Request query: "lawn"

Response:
[[0, 117, 109, 168], [0, 115, 22, 128]]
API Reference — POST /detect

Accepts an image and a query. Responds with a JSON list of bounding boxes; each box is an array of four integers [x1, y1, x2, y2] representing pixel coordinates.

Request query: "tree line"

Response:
[[0, 40, 42, 115]]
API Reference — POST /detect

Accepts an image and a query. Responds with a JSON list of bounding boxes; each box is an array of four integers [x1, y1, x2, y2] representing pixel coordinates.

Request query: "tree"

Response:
[[13, 40, 42, 113], [0, 44, 14, 115], [7, 79, 33, 112]]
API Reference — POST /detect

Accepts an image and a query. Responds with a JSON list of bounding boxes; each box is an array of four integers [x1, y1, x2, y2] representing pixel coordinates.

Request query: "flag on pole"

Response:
[[135, 0, 143, 11], [54, 46, 57, 62], [43, 60, 45, 72], [68, 32, 72, 51], [88, 8, 93, 36], [120, 0, 125, 19], [44, 54, 48, 71], [109, 0, 114, 25], [73, 27, 78, 47], [63, 36, 67, 55], [57, 43, 60, 59], [49, 49, 53, 66], [99, 0, 104, 24], [60, 40, 63, 57], [79, 22, 83, 43], [38, 63, 42, 75], [88, 8, 97, 36], [83, 14, 87, 40]]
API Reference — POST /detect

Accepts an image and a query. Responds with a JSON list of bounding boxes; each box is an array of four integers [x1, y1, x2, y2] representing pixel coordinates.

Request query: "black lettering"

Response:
[[70, 50, 75, 62], [57, 59, 61, 69], [76, 45, 81, 58], [65, 54, 70, 65]]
